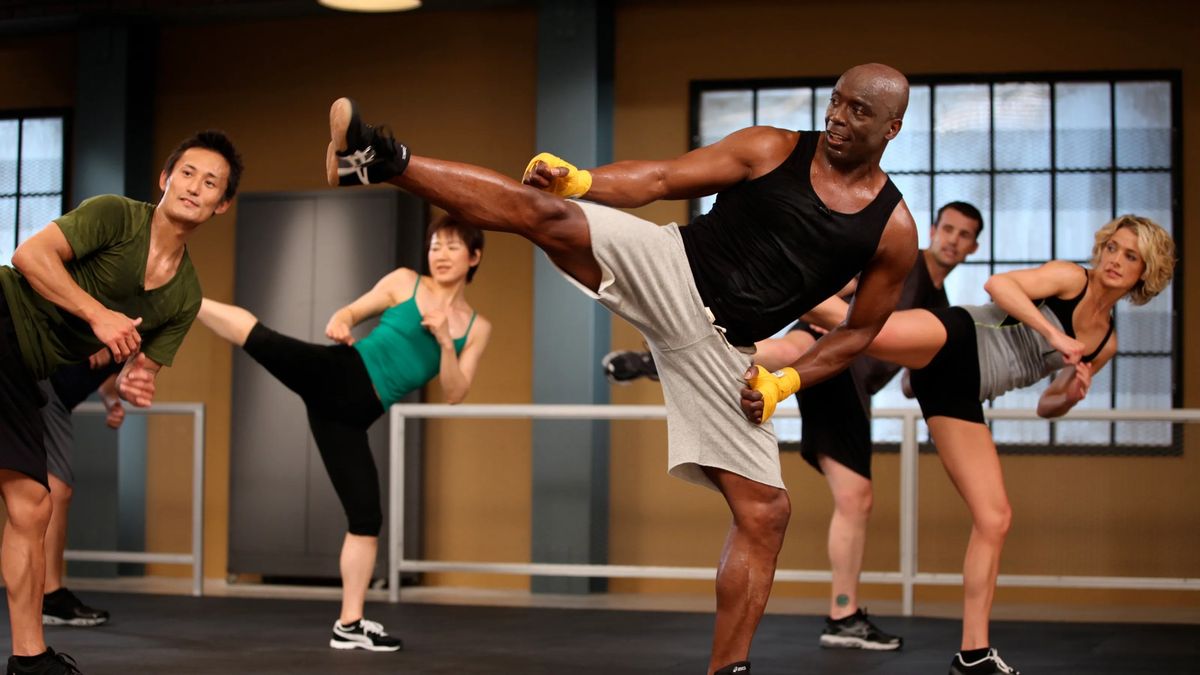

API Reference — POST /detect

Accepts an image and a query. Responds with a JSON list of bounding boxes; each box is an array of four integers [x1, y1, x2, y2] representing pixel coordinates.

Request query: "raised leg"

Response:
[[196, 298, 258, 347], [327, 97, 603, 290]]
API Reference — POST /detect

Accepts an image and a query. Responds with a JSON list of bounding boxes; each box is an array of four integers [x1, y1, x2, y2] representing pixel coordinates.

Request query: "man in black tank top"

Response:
[[328, 63, 918, 675]]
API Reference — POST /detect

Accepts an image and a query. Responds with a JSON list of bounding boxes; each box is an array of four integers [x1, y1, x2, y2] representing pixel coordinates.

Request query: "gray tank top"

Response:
[[963, 302, 1068, 402]]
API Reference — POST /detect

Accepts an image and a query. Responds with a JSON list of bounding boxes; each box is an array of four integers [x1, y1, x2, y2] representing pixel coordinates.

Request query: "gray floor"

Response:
[[11, 591, 1197, 673]]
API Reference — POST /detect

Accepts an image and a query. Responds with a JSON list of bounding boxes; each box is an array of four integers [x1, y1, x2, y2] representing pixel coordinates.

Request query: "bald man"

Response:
[[326, 63, 918, 675]]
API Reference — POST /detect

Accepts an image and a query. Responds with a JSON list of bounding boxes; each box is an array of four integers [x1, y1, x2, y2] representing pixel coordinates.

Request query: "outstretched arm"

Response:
[[984, 260, 1088, 363], [1037, 337, 1116, 418], [325, 268, 415, 344], [525, 126, 798, 208], [13, 223, 144, 361]]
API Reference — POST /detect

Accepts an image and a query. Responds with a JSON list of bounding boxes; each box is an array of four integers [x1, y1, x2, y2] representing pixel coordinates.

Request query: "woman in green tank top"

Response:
[[197, 216, 491, 652]]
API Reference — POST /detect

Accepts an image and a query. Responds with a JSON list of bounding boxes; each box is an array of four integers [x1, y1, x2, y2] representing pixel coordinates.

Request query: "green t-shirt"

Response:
[[0, 194, 202, 380]]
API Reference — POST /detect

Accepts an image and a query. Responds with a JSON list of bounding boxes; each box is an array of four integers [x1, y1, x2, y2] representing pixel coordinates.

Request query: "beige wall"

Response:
[[2, 0, 1197, 609]]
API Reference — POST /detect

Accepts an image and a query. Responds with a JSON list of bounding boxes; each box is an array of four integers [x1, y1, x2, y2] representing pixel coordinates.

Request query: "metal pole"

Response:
[[192, 404, 206, 597], [899, 410, 919, 616], [388, 406, 405, 603]]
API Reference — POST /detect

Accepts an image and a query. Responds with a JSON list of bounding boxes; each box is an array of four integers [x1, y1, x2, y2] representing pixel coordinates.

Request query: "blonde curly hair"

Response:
[[1091, 214, 1176, 305]]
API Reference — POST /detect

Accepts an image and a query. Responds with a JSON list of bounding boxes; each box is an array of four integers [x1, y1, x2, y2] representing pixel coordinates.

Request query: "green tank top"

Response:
[[353, 275, 476, 407]]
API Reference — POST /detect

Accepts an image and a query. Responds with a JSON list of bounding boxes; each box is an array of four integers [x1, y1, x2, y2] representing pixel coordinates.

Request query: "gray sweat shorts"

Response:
[[554, 201, 783, 492], [38, 380, 75, 487]]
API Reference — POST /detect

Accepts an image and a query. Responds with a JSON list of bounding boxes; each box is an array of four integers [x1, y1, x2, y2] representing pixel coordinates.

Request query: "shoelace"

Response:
[[361, 619, 388, 637], [988, 649, 1017, 674]]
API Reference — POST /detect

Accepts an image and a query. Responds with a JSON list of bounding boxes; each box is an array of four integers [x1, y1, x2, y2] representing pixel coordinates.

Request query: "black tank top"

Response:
[[679, 131, 902, 346]]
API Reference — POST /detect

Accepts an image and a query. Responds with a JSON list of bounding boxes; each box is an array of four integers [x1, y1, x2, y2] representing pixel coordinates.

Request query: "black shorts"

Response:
[[909, 306, 986, 424], [793, 322, 874, 480], [0, 291, 49, 489]]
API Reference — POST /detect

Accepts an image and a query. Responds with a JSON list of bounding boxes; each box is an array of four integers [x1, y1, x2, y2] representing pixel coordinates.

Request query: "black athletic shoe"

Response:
[[713, 661, 750, 674], [329, 618, 403, 652], [326, 97, 410, 187], [949, 648, 1020, 674], [42, 587, 109, 627], [601, 350, 659, 384], [819, 608, 902, 650], [6, 648, 82, 675]]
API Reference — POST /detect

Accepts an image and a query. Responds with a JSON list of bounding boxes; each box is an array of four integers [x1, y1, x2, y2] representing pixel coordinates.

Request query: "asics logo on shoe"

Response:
[[732, 668, 747, 673], [338, 147, 379, 185]]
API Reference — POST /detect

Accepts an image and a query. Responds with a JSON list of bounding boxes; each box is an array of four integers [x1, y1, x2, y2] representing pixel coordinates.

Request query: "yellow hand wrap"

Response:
[[750, 365, 801, 423], [524, 152, 593, 199]]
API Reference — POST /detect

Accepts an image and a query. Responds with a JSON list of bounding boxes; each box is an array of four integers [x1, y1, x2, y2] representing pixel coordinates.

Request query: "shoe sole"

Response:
[[326, 97, 354, 186], [43, 614, 107, 627], [329, 638, 401, 652], [819, 634, 901, 651]]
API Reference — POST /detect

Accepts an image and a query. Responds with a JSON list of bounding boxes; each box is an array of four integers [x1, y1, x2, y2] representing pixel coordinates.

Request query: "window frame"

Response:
[[1, 107, 71, 266]]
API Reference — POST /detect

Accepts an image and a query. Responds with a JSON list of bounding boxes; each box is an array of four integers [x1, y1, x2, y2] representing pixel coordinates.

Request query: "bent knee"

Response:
[[5, 490, 53, 532], [738, 489, 791, 537]]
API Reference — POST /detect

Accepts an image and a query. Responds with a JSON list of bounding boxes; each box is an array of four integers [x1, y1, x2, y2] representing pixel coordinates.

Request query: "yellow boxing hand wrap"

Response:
[[750, 365, 801, 423], [524, 152, 593, 199]]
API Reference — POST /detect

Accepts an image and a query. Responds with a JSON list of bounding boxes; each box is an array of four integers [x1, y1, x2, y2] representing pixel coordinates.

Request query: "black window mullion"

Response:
[[1109, 81, 1119, 444], [13, 119, 23, 255]]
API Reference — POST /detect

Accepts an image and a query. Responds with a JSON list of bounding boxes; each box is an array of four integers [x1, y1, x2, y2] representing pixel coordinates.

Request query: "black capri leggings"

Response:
[[243, 322, 386, 536]]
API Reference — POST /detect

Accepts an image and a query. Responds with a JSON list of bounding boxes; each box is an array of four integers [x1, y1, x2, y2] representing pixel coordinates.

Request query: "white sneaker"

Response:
[[329, 618, 403, 652]]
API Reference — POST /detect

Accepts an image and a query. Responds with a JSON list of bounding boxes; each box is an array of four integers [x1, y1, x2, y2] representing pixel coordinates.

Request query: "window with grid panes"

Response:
[[1, 112, 66, 267], [691, 74, 1180, 454]]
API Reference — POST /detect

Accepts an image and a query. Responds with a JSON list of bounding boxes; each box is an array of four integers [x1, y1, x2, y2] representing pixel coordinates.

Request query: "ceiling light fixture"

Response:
[[318, 0, 422, 12]]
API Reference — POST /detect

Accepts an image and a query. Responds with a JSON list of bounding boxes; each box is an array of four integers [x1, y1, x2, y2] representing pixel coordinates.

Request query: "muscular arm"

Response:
[[538, 126, 798, 208], [787, 202, 918, 387], [12, 223, 144, 360], [984, 260, 1087, 363]]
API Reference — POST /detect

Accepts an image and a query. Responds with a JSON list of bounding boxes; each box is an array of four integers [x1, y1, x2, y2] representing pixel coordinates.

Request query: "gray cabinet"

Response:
[[228, 190, 425, 580]]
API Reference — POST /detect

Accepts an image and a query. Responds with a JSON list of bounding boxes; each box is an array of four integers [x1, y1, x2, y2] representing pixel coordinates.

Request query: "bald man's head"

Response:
[[822, 63, 909, 168], [838, 63, 910, 120]]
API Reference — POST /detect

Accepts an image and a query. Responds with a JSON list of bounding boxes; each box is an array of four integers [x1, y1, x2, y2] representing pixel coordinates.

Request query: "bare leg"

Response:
[[819, 456, 872, 620], [753, 331, 814, 372], [927, 417, 1012, 651], [702, 467, 790, 674], [1, 470, 52, 656], [338, 533, 377, 624], [328, 98, 602, 290], [862, 308, 948, 369], [43, 474, 72, 594], [196, 298, 258, 347]]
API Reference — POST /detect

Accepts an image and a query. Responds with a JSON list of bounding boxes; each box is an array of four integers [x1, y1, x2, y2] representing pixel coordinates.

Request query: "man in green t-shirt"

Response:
[[0, 130, 242, 675]]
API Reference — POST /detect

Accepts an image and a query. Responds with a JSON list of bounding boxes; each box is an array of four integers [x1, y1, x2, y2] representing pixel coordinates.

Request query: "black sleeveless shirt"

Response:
[[679, 131, 902, 346]]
